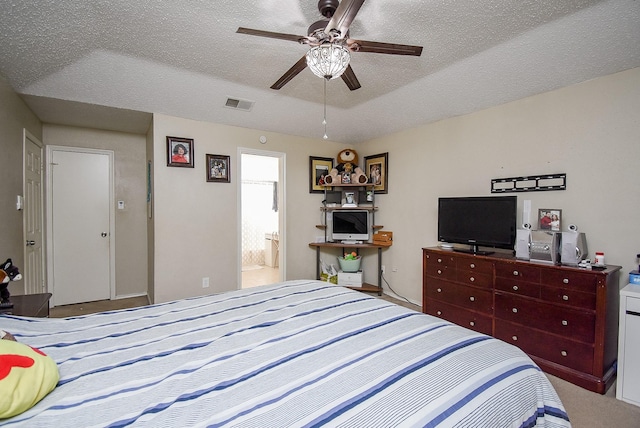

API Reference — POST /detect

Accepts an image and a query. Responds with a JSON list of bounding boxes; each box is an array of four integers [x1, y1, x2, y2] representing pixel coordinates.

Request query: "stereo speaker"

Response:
[[515, 229, 531, 260], [560, 232, 588, 266]]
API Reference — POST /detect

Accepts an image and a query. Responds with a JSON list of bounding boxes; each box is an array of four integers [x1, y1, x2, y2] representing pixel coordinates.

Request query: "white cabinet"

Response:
[[617, 283, 640, 406]]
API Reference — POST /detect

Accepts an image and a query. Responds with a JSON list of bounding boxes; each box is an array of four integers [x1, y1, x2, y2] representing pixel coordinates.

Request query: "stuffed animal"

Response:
[[336, 149, 359, 175], [0, 258, 22, 309]]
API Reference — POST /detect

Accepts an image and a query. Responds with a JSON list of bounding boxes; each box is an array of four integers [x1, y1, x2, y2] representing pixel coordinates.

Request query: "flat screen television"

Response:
[[331, 210, 370, 243], [438, 196, 517, 254]]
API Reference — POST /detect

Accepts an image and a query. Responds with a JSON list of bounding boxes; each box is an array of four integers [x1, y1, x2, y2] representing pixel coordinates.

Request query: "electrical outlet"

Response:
[[381, 265, 386, 274], [202, 277, 210, 288]]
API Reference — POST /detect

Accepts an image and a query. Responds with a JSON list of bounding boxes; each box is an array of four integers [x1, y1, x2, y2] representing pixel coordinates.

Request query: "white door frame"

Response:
[[45, 145, 116, 306], [23, 129, 45, 295], [237, 147, 286, 288]]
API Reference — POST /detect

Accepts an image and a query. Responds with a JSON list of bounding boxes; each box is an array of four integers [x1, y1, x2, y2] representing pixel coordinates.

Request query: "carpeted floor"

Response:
[[49, 291, 640, 427]]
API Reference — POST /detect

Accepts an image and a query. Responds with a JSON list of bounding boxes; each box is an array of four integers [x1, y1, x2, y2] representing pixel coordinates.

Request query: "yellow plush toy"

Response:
[[0, 338, 59, 419]]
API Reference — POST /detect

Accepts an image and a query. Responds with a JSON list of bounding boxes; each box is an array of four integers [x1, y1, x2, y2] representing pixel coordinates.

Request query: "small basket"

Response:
[[337, 256, 361, 272]]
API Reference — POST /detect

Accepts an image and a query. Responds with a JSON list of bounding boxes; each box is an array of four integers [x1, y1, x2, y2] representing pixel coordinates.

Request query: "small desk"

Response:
[[0, 293, 52, 317]]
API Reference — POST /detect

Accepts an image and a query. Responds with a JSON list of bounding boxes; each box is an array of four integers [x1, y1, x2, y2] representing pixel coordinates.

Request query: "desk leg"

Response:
[[377, 247, 382, 295], [316, 247, 321, 280]]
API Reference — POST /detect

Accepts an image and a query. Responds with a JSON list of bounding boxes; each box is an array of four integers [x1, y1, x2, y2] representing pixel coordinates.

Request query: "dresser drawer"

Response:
[[427, 281, 493, 314], [425, 252, 456, 268], [455, 257, 493, 275], [495, 277, 540, 299], [495, 293, 595, 343], [541, 269, 597, 292], [540, 285, 596, 310], [495, 320, 594, 374], [425, 300, 493, 335], [495, 262, 541, 283], [425, 261, 456, 280], [456, 271, 493, 289]]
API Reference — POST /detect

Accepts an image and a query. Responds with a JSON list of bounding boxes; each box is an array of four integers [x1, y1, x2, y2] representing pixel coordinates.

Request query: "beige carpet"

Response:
[[50, 292, 640, 427]]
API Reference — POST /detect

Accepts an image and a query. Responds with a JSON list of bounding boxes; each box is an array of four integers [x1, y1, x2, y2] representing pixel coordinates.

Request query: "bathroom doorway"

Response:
[[239, 149, 285, 288]]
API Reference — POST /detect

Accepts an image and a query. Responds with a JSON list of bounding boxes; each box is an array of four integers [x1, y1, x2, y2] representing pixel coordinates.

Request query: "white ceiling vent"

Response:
[[224, 97, 254, 112]]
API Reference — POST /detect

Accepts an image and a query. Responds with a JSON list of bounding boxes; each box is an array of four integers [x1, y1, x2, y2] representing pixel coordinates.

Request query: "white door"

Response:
[[23, 131, 45, 294], [48, 147, 113, 306]]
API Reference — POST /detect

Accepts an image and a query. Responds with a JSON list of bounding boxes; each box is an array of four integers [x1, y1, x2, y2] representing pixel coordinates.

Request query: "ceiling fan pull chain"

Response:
[[323, 79, 328, 140]]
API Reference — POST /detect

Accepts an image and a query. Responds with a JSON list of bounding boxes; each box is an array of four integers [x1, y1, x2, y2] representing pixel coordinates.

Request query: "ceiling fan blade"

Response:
[[270, 55, 308, 90], [349, 39, 423, 56], [325, 0, 365, 39], [341, 65, 361, 91], [237, 27, 305, 43]]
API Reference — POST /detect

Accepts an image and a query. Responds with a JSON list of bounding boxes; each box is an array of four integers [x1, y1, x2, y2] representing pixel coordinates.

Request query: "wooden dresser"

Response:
[[423, 247, 621, 393]]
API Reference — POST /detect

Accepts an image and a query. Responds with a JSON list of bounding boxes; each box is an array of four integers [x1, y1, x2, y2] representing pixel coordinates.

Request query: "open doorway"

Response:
[[239, 149, 285, 288]]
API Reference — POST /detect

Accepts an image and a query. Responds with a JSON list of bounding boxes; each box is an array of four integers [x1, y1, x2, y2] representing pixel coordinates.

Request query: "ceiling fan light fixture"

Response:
[[306, 43, 350, 80]]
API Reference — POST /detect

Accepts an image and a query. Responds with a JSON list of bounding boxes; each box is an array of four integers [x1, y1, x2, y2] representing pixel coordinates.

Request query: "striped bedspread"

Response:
[[1, 280, 570, 427]]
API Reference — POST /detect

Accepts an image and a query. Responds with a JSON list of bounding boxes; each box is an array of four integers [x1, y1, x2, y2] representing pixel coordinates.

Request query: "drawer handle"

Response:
[[437, 269, 442, 275], [512, 308, 518, 313], [437, 258, 442, 263], [562, 320, 568, 326], [512, 335, 518, 341], [469, 296, 475, 302], [562, 295, 569, 301], [437, 288, 442, 293], [436, 310, 442, 316], [469, 321, 475, 327], [470, 263, 475, 269], [561, 351, 568, 357], [563, 278, 569, 284], [513, 270, 519, 276], [512, 285, 519, 291], [469, 277, 475, 282]]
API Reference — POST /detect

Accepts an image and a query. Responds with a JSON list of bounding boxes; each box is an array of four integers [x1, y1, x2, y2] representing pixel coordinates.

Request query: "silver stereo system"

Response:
[[529, 230, 561, 264], [560, 231, 588, 266], [515, 224, 588, 266]]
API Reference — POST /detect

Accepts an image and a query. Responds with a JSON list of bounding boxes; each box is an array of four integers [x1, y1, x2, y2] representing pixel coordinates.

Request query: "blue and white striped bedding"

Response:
[[1, 280, 570, 427]]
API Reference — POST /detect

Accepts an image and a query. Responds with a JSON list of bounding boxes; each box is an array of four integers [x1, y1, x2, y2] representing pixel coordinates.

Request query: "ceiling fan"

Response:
[[237, 0, 423, 91]]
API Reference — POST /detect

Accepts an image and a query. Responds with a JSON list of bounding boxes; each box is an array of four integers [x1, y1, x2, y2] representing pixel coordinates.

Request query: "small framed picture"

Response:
[[538, 209, 562, 231], [167, 136, 194, 168], [364, 152, 388, 194], [206, 154, 230, 183], [309, 156, 334, 193]]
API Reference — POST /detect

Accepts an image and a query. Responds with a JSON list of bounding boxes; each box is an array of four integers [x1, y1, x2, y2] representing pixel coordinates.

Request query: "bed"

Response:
[[1, 280, 570, 427]]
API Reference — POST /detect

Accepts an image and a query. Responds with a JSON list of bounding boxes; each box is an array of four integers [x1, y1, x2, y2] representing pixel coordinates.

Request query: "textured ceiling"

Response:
[[1, 0, 639, 143]]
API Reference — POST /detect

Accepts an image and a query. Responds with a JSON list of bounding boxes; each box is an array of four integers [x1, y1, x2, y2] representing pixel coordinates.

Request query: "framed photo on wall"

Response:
[[364, 152, 388, 194], [538, 208, 562, 231], [206, 154, 230, 183], [166, 136, 194, 168], [309, 156, 333, 193]]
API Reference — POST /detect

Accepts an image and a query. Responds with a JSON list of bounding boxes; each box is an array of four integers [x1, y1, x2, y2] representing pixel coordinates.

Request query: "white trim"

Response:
[[45, 145, 116, 306], [237, 147, 286, 289]]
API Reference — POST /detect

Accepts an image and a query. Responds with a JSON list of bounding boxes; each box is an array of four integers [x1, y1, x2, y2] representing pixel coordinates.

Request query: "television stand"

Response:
[[453, 244, 494, 256]]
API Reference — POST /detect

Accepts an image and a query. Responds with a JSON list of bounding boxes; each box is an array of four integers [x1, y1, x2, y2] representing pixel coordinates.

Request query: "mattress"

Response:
[[0, 280, 570, 427]]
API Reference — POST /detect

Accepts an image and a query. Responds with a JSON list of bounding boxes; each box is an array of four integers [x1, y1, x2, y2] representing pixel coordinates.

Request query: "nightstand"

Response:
[[617, 283, 640, 407], [0, 293, 52, 317]]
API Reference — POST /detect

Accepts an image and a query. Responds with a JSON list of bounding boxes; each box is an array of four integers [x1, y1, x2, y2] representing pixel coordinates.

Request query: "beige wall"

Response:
[[364, 67, 640, 304], [43, 125, 148, 298], [151, 114, 343, 303], [2, 68, 638, 307], [0, 75, 42, 297]]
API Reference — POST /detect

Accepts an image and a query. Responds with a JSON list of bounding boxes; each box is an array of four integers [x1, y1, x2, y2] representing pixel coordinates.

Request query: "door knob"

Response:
[[26, 240, 36, 246], [101, 232, 108, 237]]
